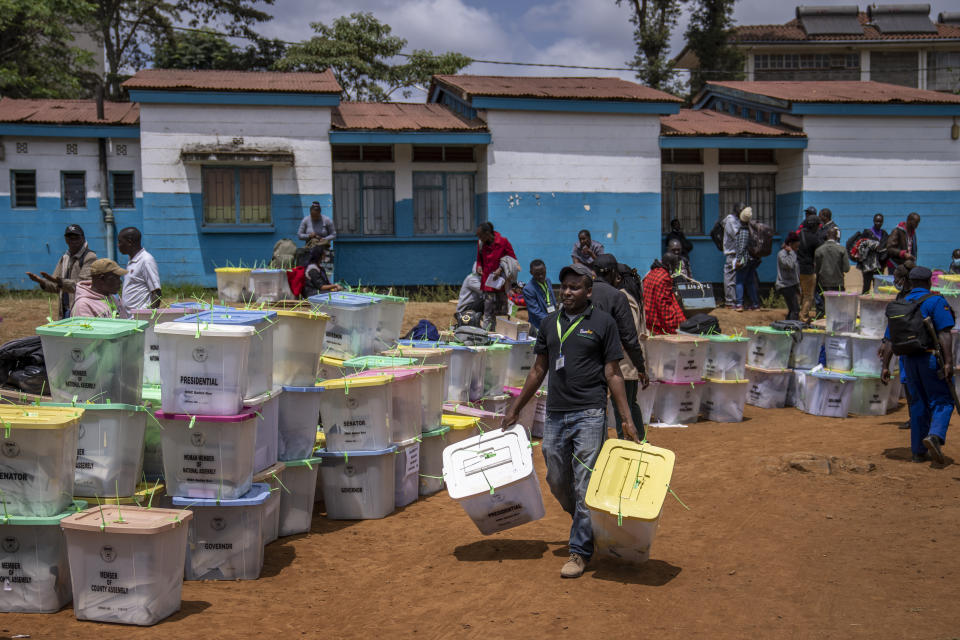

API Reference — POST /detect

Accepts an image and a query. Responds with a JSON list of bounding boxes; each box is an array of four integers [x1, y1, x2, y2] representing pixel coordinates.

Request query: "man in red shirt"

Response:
[[475, 221, 516, 330], [642, 252, 686, 335]]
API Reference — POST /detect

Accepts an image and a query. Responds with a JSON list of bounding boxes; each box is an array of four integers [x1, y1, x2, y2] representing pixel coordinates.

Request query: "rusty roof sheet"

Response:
[[661, 109, 804, 136], [331, 102, 487, 131], [0, 98, 140, 125], [707, 80, 960, 104], [431, 75, 682, 102], [734, 12, 960, 42], [123, 69, 341, 93]]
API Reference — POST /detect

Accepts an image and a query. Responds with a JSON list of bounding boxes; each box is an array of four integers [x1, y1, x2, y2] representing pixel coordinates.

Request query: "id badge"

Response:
[[555, 355, 565, 371], [546, 304, 556, 313]]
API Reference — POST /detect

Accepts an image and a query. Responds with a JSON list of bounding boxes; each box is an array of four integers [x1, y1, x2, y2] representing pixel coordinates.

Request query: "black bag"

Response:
[[679, 313, 721, 336], [709, 218, 724, 251], [0, 336, 47, 393], [770, 319, 808, 343], [886, 293, 936, 356], [453, 310, 482, 329], [748, 221, 773, 258]]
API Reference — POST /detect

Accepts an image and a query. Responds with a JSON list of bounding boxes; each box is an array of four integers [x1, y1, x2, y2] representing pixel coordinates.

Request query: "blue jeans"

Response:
[[735, 262, 759, 307], [542, 407, 606, 561], [903, 353, 955, 456]]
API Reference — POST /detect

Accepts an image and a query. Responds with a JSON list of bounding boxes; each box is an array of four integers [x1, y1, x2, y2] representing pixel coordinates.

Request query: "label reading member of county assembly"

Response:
[[89, 548, 133, 601], [1, 548, 33, 586]]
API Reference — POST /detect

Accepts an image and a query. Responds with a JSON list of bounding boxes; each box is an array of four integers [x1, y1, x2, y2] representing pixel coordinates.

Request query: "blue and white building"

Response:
[[1, 70, 958, 288]]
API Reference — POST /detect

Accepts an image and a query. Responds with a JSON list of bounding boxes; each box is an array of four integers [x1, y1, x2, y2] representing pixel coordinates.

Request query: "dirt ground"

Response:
[[3, 295, 960, 638]]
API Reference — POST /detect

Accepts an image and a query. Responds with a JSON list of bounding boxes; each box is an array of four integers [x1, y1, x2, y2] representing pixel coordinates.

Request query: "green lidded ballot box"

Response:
[[36, 317, 147, 405]]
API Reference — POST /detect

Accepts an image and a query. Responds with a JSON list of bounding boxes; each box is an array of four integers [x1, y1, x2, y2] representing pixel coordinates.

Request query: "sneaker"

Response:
[[560, 553, 586, 579], [735, 306, 743, 312], [912, 452, 928, 463], [923, 435, 945, 464]]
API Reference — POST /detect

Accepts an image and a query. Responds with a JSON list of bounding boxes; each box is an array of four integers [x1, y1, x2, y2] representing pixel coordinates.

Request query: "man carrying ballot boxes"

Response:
[[502, 264, 639, 579]]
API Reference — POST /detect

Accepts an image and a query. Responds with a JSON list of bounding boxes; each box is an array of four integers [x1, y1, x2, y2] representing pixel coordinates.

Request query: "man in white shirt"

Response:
[[117, 227, 161, 309]]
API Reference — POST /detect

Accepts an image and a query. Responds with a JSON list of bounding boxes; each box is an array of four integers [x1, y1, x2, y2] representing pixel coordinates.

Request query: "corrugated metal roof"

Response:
[[331, 102, 486, 131], [123, 69, 342, 94], [0, 98, 140, 125], [734, 12, 960, 41], [431, 75, 682, 102], [661, 109, 805, 136], [707, 80, 960, 104]]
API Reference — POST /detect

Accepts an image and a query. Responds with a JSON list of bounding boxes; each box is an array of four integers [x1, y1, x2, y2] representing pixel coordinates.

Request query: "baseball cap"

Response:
[[89, 258, 127, 277], [64, 224, 84, 236], [908, 266, 932, 281], [558, 263, 593, 282], [593, 253, 618, 273]]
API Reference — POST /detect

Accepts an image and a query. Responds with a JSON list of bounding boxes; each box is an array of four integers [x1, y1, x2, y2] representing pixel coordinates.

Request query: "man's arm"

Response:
[[939, 329, 953, 378], [880, 340, 894, 384], [841, 246, 850, 273], [606, 361, 639, 442], [814, 247, 823, 276], [610, 293, 647, 378], [522, 282, 546, 325], [501, 353, 548, 428]]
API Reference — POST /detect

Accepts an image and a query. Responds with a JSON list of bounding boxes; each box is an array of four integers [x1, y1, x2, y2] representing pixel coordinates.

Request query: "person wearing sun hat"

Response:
[[70, 258, 129, 318]]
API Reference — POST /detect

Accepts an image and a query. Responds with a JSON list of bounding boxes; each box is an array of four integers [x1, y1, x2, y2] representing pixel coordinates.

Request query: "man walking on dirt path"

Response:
[[502, 265, 638, 579]]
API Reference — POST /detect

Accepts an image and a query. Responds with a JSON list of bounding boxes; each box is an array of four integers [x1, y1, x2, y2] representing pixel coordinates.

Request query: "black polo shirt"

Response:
[[534, 304, 623, 412]]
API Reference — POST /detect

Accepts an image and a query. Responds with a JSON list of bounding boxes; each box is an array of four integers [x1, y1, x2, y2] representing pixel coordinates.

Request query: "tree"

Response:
[[0, 0, 98, 98], [153, 28, 285, 71], [618, 0, 683, 93], [685, 0, 745, 96], [81, 0, 276, 99], [277, 12, 471, 101]]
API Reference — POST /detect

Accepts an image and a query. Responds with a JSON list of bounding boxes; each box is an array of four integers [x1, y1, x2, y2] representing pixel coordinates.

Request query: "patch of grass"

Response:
[[348, 284, 461, 303], [761, 288, 786, 309], [0, 286, 52, 301], [160, 283, 216, 305]]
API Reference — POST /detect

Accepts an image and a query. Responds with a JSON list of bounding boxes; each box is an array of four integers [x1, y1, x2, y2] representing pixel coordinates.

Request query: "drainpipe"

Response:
[[96, 85, 115, 261]]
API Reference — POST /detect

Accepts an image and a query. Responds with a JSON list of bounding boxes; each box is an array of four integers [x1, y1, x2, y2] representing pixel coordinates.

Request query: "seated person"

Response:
[[302, 246, 341, 297], [667, 238, 692, 278], [71, 259, 130, 318], [642, 252, 686, 335]]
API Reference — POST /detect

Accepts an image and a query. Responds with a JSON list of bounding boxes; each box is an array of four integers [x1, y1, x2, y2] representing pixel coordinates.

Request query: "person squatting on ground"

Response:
[[571, 229, 604, 268], [777, 231, 801, 321], [71, 259, 129, 319], [522, 259, 555, 335], [881, 266, 955, 464], [26, 224, 97, 319], [502, 265, 639, 579], [642, 252, 686, 335], [734, 207, 759, 311], [475, 222, 516, 330]]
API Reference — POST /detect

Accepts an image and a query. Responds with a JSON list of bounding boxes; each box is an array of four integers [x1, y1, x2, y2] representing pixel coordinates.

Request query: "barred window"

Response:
[[202, 167, 271, 226], [61, 172, 85, 208], [719, 172, 776, 230], [111, 172, 135, 209], [11, 170, 36, 208], [333, 172, 395, 235], [413, 172, 475, 235], [661, 172, 703, 234]]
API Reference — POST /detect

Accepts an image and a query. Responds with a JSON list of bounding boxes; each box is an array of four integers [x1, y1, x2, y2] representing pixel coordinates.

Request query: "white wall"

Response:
[[801, 115, 960, 192], [483, 110, 662, 194], [138, 104, 333, 196]]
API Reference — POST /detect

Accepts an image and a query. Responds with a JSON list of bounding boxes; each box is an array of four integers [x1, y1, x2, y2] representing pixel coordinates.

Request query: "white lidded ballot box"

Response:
[[653, 381, 704, 425], [392, 437, 420, 508], [309, 292, 381, 359], [0, 500, 85, 613], [37, 317, 147, 405], [586, 439, 675, 564], [156, 409, 257, 500], [745, 366, 791, 409], [791, 329, 825, 369], [172, 483, 270, 581], [700, 378, 748, 423], [351, 292, 408, 351], [60, 505, 191, 626], [443, 426, 545, 535], [214, 267, 251, 302], [349, 368, 426, 442], [316, 446, 397, 519], [858, 293, 895, 338], [154, 321, 254, 416], [477, 343, 512, 398], [129, 308, 187, 387], [243, 386, 282, 473], [746, 326, 794, 370], [249, 268, 290, 302], [253, 462, 285, 545], [644, 335, 707, 383], [419, 426, 450, 496], [500, 338, 537, 389], [800, 370, 857, 418], [702, 335, 750, 381], [175, 309, 277, 399], [278, 457, 322, 536], [278, 386, 322, 462], [317, 375, 393, 452], [273, 309, 330, 387], [0, 406, 82, 517], [398, 341, 484, 403], [824, 291, 859, 333], [849, 333, 885, 375], [41, 402, 147, 498]]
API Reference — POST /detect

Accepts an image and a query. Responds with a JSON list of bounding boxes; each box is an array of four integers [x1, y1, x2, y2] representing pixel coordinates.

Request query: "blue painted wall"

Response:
[[487, 191, 661, 283], [3, 196, 143, 289]]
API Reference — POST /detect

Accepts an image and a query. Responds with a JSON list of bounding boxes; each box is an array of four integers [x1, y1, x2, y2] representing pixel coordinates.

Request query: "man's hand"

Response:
[[880, 367, 891, 384], [582, 247, 596, 259], [621, 419, 641, 443], [500, 411, 519, 429], [944, 363, 954, 379], [639, 372, 650, 390], [26, 272, 45, 285], [40, 271, 62, 287], [904, 253, 916, 262]]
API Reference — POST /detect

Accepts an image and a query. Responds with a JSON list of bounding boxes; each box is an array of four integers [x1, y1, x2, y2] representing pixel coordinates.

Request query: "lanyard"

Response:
[[538, 281, 552, 304], [556, 313, 585, 350]]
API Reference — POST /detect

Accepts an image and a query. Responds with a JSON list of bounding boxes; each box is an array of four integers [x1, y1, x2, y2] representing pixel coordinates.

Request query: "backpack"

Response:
[[748, 221, 773, 258], [709, 218, 725, 251], [404, 319, 440, 342], [271, 238, 297, 269], [453, 310, 482, 329], [885, 293, 937, 356], [679, 313, 721, 336], [845, 230, 863, 259], [287, 266, 306, 298], [453, 325, 493, 346]]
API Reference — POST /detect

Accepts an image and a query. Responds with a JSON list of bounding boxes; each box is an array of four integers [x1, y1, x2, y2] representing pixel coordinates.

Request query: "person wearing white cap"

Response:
[[733, 207, 759, 311]]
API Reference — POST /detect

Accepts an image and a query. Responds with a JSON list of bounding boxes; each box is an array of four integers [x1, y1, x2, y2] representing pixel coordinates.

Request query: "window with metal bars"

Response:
[[719, 172, 776, 229], [202, 167, 272, 226], [110, 172, 135, 209], [61, 171, 85, 208], [10, 170, 36, 208], [413, 172, 475, 235], [719, 148, 776, 164], [661, 172, 704, 234], [333, 172, 395, 235], [331, 145, 393, 162], [411, 146, 476, 162]]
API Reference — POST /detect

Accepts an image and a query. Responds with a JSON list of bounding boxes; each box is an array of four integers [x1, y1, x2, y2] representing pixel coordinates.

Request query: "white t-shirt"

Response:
[[122, 248, 161, 309]]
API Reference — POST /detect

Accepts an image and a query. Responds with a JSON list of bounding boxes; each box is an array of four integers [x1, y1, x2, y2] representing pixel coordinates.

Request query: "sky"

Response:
[[250, 0, 957, 90]]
